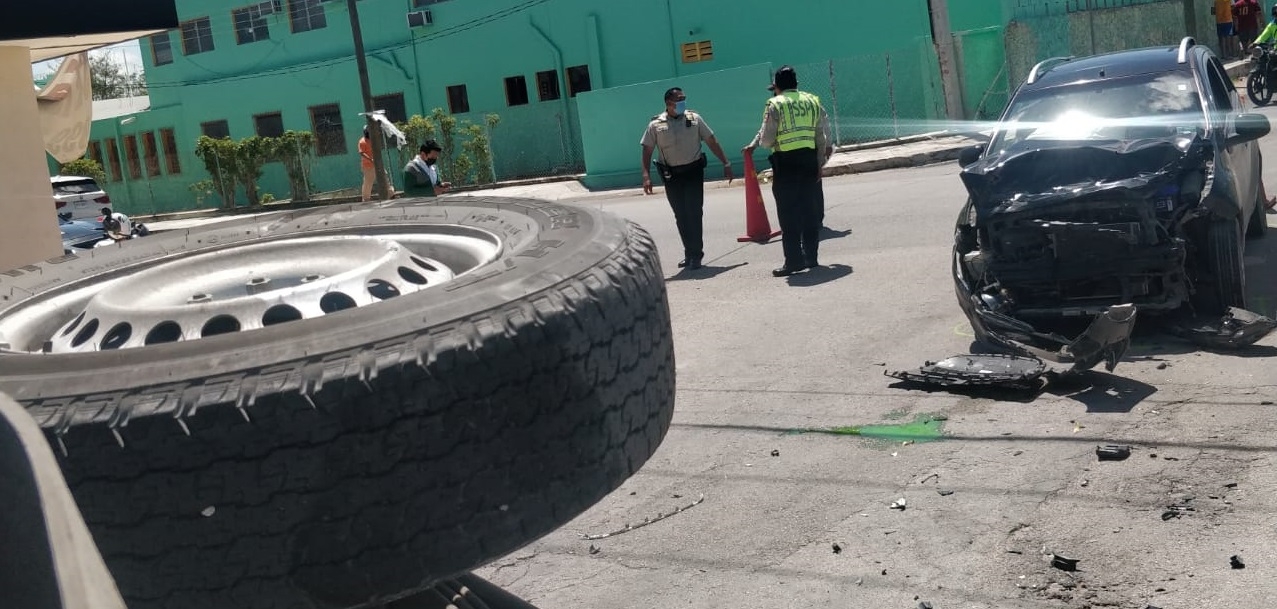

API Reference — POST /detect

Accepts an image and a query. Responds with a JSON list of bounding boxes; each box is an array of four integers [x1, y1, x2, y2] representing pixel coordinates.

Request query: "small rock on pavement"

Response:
[[918, 603, 934, 609], [770, 449, 780, 457], [1156, 362, 1170, 370], [937, 489, 955, 496], [1230, 555, 1246, 569], [832, 543, 842, 554], [588, 544, 601, 555], [890, 498, 908, 510]]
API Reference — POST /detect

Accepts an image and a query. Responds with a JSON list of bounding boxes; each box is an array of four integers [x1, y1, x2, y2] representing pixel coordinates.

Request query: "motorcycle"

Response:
[[1248, 43, 1276, 106]]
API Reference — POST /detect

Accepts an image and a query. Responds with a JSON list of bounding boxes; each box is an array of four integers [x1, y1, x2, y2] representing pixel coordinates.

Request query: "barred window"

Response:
[[233, 5, 271, 45], [309, 103, 346, 156], [289, 0, 327, 33], [160, 129, 182, 175], [201, 120, 231, 139], [150, 33, 173, 65], [372, 93, 407, 124], [123, 135, 142, 180], [142, 132, 161, 177], [180, 17, 215, 55]]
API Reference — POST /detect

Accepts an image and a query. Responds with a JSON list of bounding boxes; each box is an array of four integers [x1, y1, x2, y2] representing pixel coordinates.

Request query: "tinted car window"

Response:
[[990, 72, 1203, 151], [52, 179, 102, 196], [1204, 59, 1234, 112]]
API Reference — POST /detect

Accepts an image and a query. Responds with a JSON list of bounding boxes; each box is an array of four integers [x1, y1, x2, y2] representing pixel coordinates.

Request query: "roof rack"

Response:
[[1178, 36, 1196, 64], [1025, 56, 1074, 85]]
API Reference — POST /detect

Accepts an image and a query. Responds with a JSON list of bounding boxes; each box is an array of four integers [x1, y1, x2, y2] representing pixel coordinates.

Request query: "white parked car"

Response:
[[51, 175, 112, 221]]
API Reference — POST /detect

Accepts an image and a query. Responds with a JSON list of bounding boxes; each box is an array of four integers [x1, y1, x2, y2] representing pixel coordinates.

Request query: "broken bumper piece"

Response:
[[886, 353, 1048, 390], [970, 304, 1138, 372], [1170, 307, 1277, 349]]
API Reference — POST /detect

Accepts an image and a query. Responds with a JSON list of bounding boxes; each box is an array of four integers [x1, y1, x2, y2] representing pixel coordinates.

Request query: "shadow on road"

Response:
[[665, 262, 748, 282], [819, 226, 853, 240], [786, 263, 853, 287], [1046, 371, 1157, 413]]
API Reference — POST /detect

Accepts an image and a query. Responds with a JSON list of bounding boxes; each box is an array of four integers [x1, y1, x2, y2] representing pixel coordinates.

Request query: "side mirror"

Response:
[[958, 145, 985, 168], [1229, 112, 1270, 145]]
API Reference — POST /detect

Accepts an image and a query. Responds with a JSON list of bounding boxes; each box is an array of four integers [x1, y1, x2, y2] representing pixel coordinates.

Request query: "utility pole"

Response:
[[927, 0, 966, 122], [347, 0, 388, 200]]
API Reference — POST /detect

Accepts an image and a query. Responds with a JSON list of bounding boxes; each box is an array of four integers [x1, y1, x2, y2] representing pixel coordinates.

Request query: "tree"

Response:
[[233, 136, 272, 207], [193, 136, 239, 209], [269, 131, 316, 203], [58, 157, 107, 183], [88, 53, 146, 101]]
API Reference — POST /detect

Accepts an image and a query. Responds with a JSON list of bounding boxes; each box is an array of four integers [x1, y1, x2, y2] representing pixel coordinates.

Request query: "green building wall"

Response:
[[78, 0, 990, 213]]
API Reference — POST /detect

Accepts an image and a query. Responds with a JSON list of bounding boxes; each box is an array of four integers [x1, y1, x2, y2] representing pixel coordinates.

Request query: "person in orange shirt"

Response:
[[358, 127, 376, 201], [357, 127, 395, 202], [1215, 0, 1241, 59]]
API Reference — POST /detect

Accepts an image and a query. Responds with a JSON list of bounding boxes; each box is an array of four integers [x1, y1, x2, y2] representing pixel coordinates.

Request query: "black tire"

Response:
[[1249, 72, 1273, 106], [1205, 217, 1247, 313], [0, 198, 676, 609]]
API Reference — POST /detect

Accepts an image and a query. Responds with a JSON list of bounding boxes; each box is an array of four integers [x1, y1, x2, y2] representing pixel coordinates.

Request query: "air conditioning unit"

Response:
[[406, 10, 433, 27], [407, 10, 433, 28]]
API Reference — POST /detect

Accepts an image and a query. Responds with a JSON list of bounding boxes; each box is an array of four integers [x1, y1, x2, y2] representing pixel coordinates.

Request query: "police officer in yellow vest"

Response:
[[641, 87, 735, 270], [744, 66, 833, 277]]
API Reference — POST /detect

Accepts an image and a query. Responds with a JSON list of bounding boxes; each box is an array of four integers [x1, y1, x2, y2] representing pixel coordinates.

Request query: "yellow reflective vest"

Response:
[[768, 91, 822, 152]]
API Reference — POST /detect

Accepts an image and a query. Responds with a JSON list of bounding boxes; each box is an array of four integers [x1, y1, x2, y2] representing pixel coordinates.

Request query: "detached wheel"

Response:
[[1248, 72, 1273, 106], [1204, 217, 1247, 313], [0, 198, 676, 609]]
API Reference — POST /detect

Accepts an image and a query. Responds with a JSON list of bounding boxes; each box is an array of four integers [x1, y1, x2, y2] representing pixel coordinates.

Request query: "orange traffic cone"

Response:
[[737, 153, 782, 243]]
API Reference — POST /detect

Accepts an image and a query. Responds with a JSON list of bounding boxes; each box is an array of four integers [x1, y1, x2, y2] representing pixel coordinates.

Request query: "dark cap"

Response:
[[663, 87, 684, 102], [100, 207, 112, 216], [421, 139, 442, 153], [771, 65, 798, 91]]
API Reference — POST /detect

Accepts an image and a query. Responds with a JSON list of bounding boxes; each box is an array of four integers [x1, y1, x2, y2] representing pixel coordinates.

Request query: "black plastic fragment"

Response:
[[886, 354, 1047, 389], [1096, 445, 1131, 461]]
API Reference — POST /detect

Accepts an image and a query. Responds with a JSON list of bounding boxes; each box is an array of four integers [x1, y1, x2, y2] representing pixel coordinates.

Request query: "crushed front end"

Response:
[[953, 137, 1212, 370]]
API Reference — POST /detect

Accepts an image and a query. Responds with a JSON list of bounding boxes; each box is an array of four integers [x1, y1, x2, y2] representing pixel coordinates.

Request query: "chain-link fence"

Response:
[[1010, 0, 1168, 18], [788, 44, 947, 146], [487, 101, 585, 181]]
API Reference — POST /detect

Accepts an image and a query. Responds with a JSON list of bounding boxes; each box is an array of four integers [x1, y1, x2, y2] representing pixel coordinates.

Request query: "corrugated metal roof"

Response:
[[92, 96, 150, 121]]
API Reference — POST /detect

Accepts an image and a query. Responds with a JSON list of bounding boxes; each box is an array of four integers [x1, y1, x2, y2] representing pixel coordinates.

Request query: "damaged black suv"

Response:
[[954, 38, 1272, 369]]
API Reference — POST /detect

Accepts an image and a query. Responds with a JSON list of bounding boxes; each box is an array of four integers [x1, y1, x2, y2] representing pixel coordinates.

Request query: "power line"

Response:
[[145, 0, 552, 90]]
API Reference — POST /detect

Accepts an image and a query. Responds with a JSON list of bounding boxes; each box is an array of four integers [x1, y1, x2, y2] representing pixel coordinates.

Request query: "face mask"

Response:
[[674, 100, 687, 115], [425, 158, 437, 166]]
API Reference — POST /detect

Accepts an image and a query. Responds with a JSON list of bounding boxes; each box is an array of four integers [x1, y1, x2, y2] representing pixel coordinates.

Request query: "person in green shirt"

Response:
[[402, 139, 451, 198], [1249, 4, 1277, 46]]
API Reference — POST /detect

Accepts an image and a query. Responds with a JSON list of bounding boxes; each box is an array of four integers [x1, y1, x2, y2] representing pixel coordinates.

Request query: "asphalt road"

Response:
[[471, 113, 1277, 608]]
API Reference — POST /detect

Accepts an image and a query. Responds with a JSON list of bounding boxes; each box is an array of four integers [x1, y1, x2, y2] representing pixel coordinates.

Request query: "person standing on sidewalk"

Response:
[[640, 87, 735, 271], [1235, 0, 1262, 47], [745, 66, 833, 277], [359, 127, 377, 202], [1215, 0, 1240, 59]]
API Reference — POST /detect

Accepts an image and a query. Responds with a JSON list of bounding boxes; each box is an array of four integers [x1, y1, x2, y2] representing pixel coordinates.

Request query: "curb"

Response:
[[823, 146, 967, 178]]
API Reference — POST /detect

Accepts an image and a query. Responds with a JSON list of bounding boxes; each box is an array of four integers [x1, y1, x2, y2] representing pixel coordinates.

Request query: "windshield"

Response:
[[989, 72, 1204, 152], [52, 178, 102, 196]]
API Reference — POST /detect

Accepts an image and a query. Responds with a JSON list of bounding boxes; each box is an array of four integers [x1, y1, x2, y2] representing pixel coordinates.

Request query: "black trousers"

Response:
[[770, 148, 822, 267], [661, 167, 705, 260]]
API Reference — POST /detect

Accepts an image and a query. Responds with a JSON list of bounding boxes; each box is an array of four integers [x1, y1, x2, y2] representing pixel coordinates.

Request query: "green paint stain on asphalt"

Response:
[[809, 415, 947, 443]]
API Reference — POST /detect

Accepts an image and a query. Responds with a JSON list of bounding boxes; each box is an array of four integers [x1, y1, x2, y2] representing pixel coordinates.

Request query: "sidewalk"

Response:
[[144, 133, 978, 231], [453, 132, 978, 203]]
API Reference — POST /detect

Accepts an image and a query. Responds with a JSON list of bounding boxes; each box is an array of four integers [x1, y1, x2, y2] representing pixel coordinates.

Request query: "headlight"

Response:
[[1252, 46, 1264, 60]]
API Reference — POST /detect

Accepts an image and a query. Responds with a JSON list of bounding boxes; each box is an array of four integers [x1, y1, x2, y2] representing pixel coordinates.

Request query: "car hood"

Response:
[[959, 135, 1210, 215], [59, 218, 104, 246]]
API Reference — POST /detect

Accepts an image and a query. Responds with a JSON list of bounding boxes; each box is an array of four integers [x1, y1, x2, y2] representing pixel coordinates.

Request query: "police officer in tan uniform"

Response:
[[641, 87, 734, 270]]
